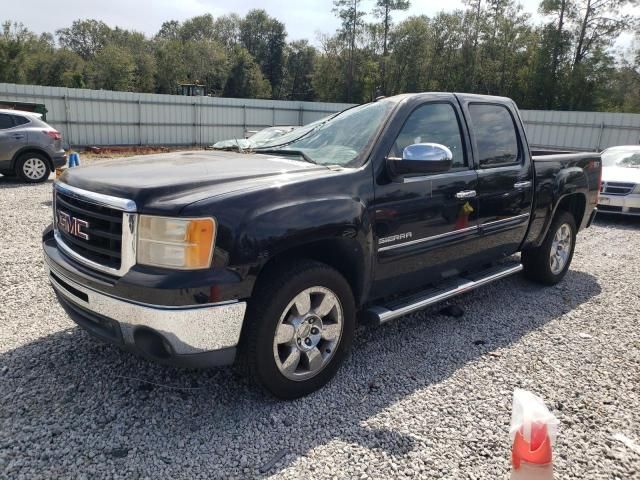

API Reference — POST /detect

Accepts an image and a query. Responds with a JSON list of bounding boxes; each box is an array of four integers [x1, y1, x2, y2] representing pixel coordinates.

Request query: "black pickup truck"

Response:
[[43, 93, 600, 398]]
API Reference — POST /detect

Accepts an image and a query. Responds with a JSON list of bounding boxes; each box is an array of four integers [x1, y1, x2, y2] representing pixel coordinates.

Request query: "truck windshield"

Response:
[[255, 100, 395, 167], [601, 147, 640, 168]]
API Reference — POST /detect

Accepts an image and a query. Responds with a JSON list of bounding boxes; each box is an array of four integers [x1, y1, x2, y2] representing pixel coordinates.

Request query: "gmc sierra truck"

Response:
[[42, 93, 600, 399]]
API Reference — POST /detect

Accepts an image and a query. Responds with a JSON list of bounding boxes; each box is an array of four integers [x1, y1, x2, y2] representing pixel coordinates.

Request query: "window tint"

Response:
[[468, 104, 519, 167], [392, 103, 466, 168], [12, 115, 29, 126], [0, 114, 14, 130]]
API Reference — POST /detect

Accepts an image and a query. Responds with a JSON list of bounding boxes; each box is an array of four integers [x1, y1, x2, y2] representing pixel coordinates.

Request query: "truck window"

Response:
[[468, 104, 519, 168], [391, 103, 466, 169], [0, 114, 14, 129]]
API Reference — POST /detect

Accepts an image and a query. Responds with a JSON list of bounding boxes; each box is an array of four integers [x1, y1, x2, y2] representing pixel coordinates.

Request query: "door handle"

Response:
[[11, 134, 25, 139], [514, 181, 532, 189], [455, 190, 477, 199]]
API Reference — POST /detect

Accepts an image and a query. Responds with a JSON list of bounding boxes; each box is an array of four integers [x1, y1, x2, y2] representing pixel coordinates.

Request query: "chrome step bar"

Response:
[[366, 263, 523, 325]]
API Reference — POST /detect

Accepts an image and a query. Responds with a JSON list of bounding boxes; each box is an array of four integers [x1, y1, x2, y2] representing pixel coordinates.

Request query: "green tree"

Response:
[[223, 47, 271, 98], [56, 19, 111, 59], [333, 0, 366, 101], [90, 44, 135, 91], [239, 10, 287, 97], [373, 0, 410, 94], [282, 40, 317, 100]]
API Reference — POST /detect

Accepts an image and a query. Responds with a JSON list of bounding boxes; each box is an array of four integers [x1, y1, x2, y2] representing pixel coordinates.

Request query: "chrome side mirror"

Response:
[[388, 143, 453, 176]]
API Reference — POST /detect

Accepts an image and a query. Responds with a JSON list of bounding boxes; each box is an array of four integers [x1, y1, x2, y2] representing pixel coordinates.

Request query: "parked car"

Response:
[[212, 126, 297, 151], [0, 109, 66, 183], [597, 145, 640, 216], [42, 93, 600, 399]]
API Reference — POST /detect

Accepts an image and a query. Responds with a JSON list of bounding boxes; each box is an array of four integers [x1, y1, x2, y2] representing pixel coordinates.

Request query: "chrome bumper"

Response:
[[598, 193, 640, 215], [46, 262, 246, 356]]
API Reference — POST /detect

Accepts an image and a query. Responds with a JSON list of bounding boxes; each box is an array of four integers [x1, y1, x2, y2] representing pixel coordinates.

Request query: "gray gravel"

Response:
[[1, 169, 639, 479]]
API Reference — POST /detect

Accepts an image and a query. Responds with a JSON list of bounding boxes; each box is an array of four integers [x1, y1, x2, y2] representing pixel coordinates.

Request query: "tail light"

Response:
[[43, 130, 62, 140]]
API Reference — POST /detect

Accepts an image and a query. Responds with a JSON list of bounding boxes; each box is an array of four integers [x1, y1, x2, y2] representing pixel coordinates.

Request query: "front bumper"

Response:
[[45, 247, 247, 368], [598, 193, 640, 216]]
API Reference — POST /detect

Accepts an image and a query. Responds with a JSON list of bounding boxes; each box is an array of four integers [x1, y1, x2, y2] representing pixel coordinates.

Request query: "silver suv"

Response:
[[0, 109, 67, 183]]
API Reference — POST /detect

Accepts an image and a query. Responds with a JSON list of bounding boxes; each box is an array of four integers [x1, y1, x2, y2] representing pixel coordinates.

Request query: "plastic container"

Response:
[[510, 389, 559, 480]]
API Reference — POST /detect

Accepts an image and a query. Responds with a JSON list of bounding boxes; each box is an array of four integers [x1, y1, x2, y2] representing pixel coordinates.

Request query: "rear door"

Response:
[[0, 113, 28, 163], [457, 97, 534, 259]]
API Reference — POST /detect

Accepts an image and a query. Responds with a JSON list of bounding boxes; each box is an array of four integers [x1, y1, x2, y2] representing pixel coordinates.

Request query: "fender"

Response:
[[523, 165, 589, 249]]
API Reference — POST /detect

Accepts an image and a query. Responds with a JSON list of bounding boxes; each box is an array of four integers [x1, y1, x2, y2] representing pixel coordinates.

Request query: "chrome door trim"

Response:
[[378, 225, 478, 252], [480, 212, 530, 228]]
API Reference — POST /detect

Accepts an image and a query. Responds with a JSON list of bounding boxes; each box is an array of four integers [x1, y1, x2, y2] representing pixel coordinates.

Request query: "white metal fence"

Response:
[[1, 83, 639, 151]]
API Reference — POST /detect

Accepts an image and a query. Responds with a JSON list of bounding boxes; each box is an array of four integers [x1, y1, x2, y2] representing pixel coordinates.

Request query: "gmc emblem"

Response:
[[57, 211, 90, 240]]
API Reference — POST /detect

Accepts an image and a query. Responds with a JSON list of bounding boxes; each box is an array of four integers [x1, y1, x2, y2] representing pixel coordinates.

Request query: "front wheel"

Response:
[[522, 211, 577, 285], [243, 260, 355, 399]]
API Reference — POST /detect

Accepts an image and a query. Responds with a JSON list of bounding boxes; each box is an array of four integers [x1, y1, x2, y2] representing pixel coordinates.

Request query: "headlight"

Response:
[[633, 184, 640, 194], [137, 216, 216, 270]]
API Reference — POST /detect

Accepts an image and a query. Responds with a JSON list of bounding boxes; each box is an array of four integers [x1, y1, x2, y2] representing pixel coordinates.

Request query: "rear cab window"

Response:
[[468, 104, 520, 168]]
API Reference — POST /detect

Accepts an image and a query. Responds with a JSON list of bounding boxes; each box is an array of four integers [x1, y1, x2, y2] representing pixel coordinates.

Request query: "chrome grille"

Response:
[[55, 190, 123, 269], [52, 182, 138, 277], [601, 181, 635, 196]]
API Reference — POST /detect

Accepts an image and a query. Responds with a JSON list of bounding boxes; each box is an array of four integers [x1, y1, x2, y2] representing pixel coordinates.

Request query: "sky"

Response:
[[3, 0, 637, 49]]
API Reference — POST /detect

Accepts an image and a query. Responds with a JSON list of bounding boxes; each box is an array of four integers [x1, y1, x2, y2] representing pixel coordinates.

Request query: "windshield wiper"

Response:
[[257, 149, 316, 165]]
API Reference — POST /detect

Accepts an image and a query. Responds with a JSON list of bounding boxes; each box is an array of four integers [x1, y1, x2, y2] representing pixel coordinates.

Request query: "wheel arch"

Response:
[[12, 147, 54, 171], [251, 237, 369, 308]]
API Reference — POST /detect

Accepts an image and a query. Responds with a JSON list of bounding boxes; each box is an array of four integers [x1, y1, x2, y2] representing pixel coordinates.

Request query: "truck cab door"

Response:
[[370, 99, 480, 299], [457, 98, 534, 259]]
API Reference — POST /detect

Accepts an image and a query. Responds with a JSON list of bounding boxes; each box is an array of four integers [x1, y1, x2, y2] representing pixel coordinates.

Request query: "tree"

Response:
[[239, 10, 287, 97], [56, 19, 111, 59], [282, 40, 317, 100], [91, 44, 135, 91], [333, 0, 366, 101], [223, 47, 271, 98], [373, 0, 410, 94]]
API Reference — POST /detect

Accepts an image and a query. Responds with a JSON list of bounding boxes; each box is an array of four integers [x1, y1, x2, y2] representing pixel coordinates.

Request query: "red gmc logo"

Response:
[[57, 211, 90, 240]]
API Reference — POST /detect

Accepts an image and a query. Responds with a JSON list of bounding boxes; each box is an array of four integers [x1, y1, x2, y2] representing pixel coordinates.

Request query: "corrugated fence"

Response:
[[1, 83, 639, 151]]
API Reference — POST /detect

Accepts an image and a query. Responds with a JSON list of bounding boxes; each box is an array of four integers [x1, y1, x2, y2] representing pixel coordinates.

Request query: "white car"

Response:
[[598, 145, 640, 215], [212, 126, 297, 151]]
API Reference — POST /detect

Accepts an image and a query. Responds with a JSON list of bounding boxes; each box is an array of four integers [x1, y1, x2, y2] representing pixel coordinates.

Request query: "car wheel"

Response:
[[522, 211, 577, 285], [16, 153, 51, 183], [244, 260, 355, 399]]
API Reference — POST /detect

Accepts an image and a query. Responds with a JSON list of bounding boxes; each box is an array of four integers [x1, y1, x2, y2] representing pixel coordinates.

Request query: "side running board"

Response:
[[366, 262, 523, 325]]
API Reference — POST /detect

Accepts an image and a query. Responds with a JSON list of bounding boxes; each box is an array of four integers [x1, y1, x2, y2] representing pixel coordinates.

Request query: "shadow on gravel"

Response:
[[0, 270, 601, 478], [593, 212, 640, 230], [0, 175, 54, 188]]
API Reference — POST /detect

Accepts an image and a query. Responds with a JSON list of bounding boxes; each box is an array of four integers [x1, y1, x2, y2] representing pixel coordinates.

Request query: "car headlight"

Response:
[[633, 184, 640, 194], [137, 216, 216, 270]]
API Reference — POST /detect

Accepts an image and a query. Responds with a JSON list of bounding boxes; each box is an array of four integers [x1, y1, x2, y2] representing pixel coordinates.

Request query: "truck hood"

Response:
[[602, 166, 640, 184], [59, 150, 330, 213]]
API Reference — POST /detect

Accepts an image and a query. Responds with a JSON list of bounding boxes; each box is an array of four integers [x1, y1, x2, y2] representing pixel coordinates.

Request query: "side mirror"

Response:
[[387, 143, 453, 177]]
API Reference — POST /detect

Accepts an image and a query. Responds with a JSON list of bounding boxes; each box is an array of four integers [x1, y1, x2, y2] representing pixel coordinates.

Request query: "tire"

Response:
[[243, 260, 356, 399], [16, 153, 51, 183], [522, 210, 577, 285]]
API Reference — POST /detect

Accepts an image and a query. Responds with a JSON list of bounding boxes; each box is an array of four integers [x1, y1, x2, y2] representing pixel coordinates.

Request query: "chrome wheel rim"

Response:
[[23, 158, 47, 180], [273, 286, 343, 381], [550, 223, 572, 275]]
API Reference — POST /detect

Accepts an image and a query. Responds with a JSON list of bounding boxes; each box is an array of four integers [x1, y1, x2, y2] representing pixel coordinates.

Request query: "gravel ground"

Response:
[[1, 169, 639, 479]]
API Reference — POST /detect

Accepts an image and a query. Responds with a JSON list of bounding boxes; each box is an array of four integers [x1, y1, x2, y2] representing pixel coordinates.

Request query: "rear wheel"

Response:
[[244, 260, 355, 399], [16, 153, 51, 183], [522, 211, 576, 285]]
